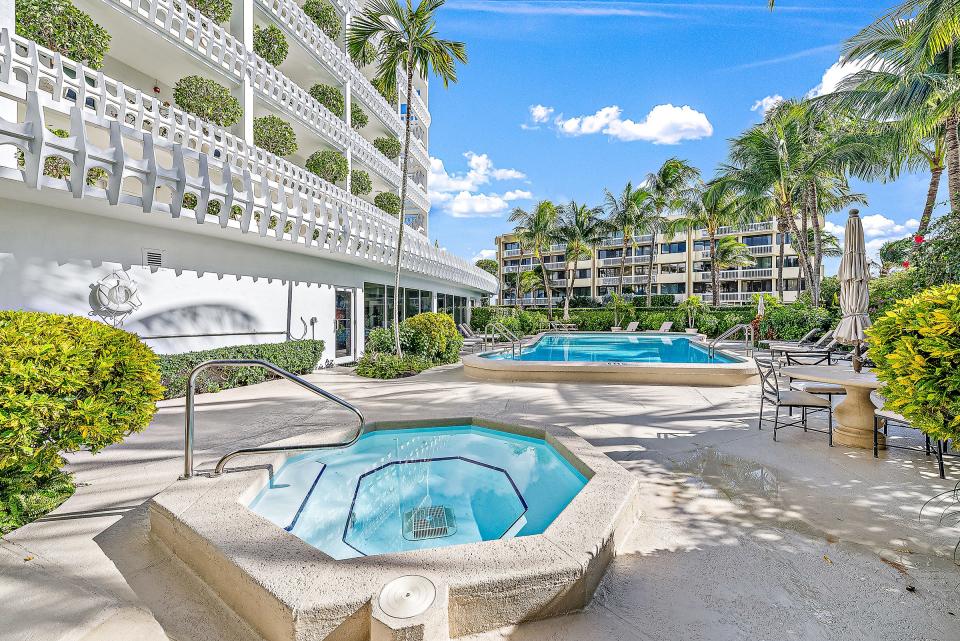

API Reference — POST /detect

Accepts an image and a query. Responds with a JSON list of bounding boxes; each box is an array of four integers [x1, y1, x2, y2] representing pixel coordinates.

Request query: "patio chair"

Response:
[[760, 327, 822, 349], [782, 352, 846, 413], [873, 393, 949, 479], [611, 321, 639, 332], [457, 324, 484, 352], [755, 356, 833, 445]]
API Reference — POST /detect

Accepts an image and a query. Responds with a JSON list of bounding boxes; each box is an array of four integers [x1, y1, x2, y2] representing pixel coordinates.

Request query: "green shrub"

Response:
[[351, 169, 372, 196], [306, 149, 348, 183], [355, 353, 432, 379], [570, 309, 616, 331], [868, 270, 919, 318], [914, 211, 960, 287], [868, 284, 960, 441], [0, 312, 164, 484], [470, 306, 504, 332], [302, 0, 341, 40], [648, 294, 677, 307], [696, 313, 720, 336], [16, 0, 111, 69], [310, 83, 344, 117], [374, 137, 402, 160], [758, 301, 831, 342], [186, 0, 232, 22], [642, 311, 669, 330], [173, 75, 242, 127], [375, 78, 398, 106], [400, 312, 463, 363], [517, 310, 548, 335], [158, 339, 325, 399], [351, 103, 368, 129], [374, 191, 402, 217], [253, 24, 289, 66], [253, 115, 297, 156], [0, 470, 74, 534], [364, 327, 396, 354], [569, 296, 600, 309]]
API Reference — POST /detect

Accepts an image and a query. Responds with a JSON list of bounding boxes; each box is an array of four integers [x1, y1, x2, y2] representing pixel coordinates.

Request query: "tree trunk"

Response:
[[918, 163, 944, 236], [945, 111, 960, 213], [787, 213, 813, 299], [809, 182, 824, 306], [776, 215, 787, 301], [618, 234, 628, 297], [710, 232, 719, 309], [392, 55, 415, 356], [540, 250, 554, 320], [645, 226, 657, 306]]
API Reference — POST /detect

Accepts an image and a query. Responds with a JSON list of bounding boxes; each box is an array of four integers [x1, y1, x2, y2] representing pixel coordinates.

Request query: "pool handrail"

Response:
[[181, 359, 365, 478], [708, 324, 755, 358], [484, 320, 522, 358]]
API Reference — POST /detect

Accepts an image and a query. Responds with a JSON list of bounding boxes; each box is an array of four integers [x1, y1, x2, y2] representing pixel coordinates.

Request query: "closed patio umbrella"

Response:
[[835, 209, 871, 372], [757, 294, 766, 318]]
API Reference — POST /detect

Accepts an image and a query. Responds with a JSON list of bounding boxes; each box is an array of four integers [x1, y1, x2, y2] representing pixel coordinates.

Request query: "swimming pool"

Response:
[[248, 426, 587, 559], [483, 333, 738, 364]]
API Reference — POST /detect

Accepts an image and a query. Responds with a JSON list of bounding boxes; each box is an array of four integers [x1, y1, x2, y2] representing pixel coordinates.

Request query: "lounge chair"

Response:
[[656, 321, 673, 332], [762, 328, 831, 350], [457, 324, 484, 351], [768, 335, 837, 357], [611, 321, 639, 332]]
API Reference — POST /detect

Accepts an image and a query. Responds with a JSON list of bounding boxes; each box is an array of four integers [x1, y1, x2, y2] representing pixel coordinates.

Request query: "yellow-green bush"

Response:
[[0, 312, 164, 484], [401, 312, 463, 364], [867, 284, 960, 441]]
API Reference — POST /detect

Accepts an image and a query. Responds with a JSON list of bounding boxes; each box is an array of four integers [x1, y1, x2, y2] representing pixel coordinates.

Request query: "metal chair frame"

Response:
[[756, 357, 833, 446], [873, 413, 949, 479]]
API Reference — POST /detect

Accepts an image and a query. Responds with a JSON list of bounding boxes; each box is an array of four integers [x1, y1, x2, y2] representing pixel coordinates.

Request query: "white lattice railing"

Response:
[[101, 0, 416, 192], [0, 31, 495, 293], [402, 78, 432, 129]]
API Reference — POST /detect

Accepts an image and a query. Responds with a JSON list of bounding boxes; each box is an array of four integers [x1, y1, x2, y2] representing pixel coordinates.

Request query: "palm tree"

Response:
[[349, 0, 467, 354], [515, 269, 541, 307], [603, 182, 652, 298], [554, 201, 603, 320], [671, 179, 754, 308], [509, 201, 560, 320], [641, 158, 700, 306], [713, 236, 756, 272]]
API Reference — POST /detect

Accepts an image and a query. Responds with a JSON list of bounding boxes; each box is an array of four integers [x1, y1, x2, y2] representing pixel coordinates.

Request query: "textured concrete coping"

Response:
[[148, 417, 641, 641], [463, 332, 759, 386]]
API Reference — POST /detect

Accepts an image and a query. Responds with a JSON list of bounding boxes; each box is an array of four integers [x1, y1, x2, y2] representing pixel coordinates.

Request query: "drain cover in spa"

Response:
[[403, 505, 457, 541], [378, 575, 436, 619]]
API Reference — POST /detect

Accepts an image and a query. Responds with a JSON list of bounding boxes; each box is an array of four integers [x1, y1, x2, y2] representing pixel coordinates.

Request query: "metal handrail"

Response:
[[708, 324, 755, 358], [181, 359, 365, 478], [484, 321, 522, 358]]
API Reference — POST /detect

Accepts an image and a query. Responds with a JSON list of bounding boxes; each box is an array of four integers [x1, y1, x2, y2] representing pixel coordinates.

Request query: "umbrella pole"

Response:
[[852, 342, 862, 373]]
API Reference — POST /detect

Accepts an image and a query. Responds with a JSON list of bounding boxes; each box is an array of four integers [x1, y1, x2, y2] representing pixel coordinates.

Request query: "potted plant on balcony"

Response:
[[173, 75, 242, 128], [253, 116, 298, 157], [186, 0, 232, 23], [306, 149, 348, 185], [374, 136, 402, 160], [374, 191, 401, 217], [351, 169, 372, 196], [309, 83, 345, 117], [16, 0, 111, 69], [302, 0, 341, 40], [253, 24, 289, 67]]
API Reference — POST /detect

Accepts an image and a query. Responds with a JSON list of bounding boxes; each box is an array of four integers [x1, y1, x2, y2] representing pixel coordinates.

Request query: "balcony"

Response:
[[503, 248, 522, 257], [747, 245, 773, 256], [697, 270, 739, 281], [741, 268, 773, 279], [502, 265, 519, 274], [598, 255, 650, 267], [0, 31, 494, 294], [701, 221, 773, 237]]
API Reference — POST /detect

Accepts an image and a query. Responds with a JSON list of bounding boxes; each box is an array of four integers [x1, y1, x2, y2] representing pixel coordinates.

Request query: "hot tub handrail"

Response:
[[708, 323, 755, 358], [181, 359, 365, 478]]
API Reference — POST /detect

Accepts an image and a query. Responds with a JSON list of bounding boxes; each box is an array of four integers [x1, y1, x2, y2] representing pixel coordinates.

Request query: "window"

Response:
[[598, 249, 622, 259], [660, 283, 686, 295], [776, 233, 792, 245], [754, 256, 773, 269], [631, 245, 653, 257], [777, 255, 801, 268], [693, 261, 711, 272], [784, 279, 806, 291], [744, 280, 773, 293], [743, 234, 773, 247], [505, 260, 519, 267], [599, 268, 620, 279], [661, 262, 686, 274], [660, 241, 687, 254], [575, 268, 592, 279], [504, 241, 520, 251], [693, 240, 711, 252], [573, 287, 592, 297], [365, 283, 434, 336]]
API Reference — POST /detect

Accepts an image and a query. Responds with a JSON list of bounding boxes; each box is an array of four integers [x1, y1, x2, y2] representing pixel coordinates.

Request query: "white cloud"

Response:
[[530, 104, 554, 123], [825, 214, 919, 260], [553, 104, 713, 144], [429, 151, 531, 218], [751, 94, 783, 115], [472, 249, 497, 262], [807, 57, 880, 98]]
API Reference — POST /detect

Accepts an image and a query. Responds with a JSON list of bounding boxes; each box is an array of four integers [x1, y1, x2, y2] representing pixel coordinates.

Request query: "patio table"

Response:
[[780, 366, 882, 449]]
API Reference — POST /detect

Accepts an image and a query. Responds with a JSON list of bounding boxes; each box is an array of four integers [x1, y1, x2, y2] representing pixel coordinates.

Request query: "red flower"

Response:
[[902, 260, 910, 268], [914, 234, 924, 244]]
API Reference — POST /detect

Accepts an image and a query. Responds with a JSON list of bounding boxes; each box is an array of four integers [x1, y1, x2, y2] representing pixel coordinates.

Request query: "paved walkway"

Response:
[[2, 364, 959, 641]]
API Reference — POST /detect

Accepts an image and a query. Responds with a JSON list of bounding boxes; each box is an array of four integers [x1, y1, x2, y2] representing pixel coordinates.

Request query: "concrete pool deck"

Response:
[[2, 364, 959, 640]]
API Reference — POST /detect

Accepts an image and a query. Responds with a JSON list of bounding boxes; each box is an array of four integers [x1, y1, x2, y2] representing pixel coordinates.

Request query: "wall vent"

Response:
[[143, 248, 164, 268]]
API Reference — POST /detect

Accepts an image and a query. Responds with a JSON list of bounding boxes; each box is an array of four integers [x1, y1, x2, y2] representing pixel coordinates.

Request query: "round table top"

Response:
[[780, 365, 880, 389]]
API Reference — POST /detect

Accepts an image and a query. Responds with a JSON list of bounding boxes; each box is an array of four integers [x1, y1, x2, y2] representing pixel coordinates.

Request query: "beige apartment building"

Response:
[[495, 221, 807, 306]]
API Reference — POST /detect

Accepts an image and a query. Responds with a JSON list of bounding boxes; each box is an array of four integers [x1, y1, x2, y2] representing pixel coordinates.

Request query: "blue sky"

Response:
[[422, 0, 943, 275]]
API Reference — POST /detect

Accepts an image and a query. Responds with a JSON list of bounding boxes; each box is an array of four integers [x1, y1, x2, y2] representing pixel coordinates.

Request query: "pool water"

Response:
[[483, 333, 738, 364], [248, 426, 588, 559]]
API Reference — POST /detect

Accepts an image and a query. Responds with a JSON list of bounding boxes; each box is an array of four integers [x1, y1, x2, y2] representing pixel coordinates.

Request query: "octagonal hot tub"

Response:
[[149, 418, 640, 641]]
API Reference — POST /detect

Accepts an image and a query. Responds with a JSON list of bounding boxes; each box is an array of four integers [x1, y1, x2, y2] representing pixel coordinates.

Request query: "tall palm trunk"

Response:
[[945, 111, 960, 213], [645, 243, 656, 307], [392, 51, 415, 355], [618, 234, 628, 296], [918, 162, 944, 235], [564, 260, 575, 321], [776, 215, 787, 301], [710, 231, 719, 309], [786, 213, 813, 299], [539, 249, 554, 320], [809, 182, 824, 306]]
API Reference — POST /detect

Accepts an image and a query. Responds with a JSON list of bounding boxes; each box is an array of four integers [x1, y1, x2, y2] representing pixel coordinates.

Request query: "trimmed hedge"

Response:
[[757, 302, 832, 342], [159, 340, 325, 399], [355, 353, 432, 379], [253, 24, 289, 67], [302, 0, 340, 40], [374, 136, 402, 160], [253, 115, 297, 156], [187, 0, 232, 23], [357, 313, 462, 379], [868, 284, 960, 441], [310, 83, 345, 117], [0, 312, 164, 484], [351, 169, 372, 196], [16, 0, 111, 69], [306, 149, 348, 183], [374, 191, 401, 216], [174, 75, 242, 127]]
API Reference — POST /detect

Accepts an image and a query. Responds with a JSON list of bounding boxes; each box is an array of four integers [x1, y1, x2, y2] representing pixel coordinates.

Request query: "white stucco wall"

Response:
[[0, 199, 481, 360]]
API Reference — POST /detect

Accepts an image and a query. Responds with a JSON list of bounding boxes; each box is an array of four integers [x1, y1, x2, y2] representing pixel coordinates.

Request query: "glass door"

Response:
[[335, 288, 354, 358]]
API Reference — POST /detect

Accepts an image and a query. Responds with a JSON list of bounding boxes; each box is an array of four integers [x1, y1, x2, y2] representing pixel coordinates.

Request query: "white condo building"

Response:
[[0, 0, 497, 363]]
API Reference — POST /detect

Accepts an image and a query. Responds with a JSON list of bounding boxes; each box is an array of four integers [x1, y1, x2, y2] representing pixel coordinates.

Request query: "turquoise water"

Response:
[[248, 426, 587, 559], [483, 333, 738, 364]]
